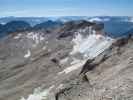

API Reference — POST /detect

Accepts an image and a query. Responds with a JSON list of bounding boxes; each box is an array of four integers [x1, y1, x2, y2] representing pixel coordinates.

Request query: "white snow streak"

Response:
[[70, 33, 84, 55], [26, 32, 45, 45], [24, 50, 31, 58], [58, 60, 86, 75], [14, 34, 22, 39]]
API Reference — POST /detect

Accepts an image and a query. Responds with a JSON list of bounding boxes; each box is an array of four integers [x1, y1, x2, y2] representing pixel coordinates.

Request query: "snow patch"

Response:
[[58, 60, 86, 75], [71, 33, 114, 59], [26, 32, 45, 45], [20, 85, 55, 100], [70, 33, 84, 55], [14, 34, 22, 39], [24, 50, 31, 58]]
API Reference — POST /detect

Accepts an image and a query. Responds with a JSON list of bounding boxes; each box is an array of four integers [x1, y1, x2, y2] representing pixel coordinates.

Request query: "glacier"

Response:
[[71, 33, 114, 59]]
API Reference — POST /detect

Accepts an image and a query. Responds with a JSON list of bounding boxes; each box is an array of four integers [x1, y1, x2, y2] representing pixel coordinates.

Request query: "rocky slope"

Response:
[[56, 36, 133, 100], [0, 20, 132, 100]]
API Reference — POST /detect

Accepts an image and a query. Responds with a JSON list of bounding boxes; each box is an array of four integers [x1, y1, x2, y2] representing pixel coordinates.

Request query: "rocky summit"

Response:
[[0, 20, 133, 100]]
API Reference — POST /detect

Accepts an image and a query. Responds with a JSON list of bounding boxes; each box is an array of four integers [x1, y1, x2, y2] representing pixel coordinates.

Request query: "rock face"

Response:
[[57, 36, 133, 100], [57, 20, 95, 39], [0, 20, 133, 100]]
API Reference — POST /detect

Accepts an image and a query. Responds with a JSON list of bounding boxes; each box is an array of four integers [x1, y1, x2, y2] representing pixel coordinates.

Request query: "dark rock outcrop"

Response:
[[58, 20, 95, 39]]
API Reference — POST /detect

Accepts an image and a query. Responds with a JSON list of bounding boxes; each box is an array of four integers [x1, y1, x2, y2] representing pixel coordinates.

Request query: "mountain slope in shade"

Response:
[[0, 24, 4, 37], [4, 21, 31, 32], [122, 28, 133, 37], [0, 21, 31, 37], [0, 17, 50, 26], [33, 20, 63, 30]]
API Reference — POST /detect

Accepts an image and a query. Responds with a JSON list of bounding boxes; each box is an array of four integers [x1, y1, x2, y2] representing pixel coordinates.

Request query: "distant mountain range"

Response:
[[0, 16, 133, 38], [0, 21, 31, 37], [0, 17, 50, 26], [0, 16, 133, 25], [0, 20, 63, 37], [33, 20, 63, 30], [0, 16, 89, 26]]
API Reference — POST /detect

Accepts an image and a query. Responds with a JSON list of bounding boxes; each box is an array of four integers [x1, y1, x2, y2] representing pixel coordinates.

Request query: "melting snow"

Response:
[[26, 32, 45, 45], [70, 33, 84, 55], [71, 33, 114, 59], [24, 50, 31, 58], [20, 85, 55, 100], [14, 34, 22, 39]]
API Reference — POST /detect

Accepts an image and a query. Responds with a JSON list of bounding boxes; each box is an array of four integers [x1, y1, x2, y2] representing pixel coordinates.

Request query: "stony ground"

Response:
[[57, 37, 133, 100]]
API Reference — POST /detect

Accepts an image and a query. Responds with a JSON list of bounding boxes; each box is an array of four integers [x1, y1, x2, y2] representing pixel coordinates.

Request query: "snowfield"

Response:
[[71, 33, 114, 59]]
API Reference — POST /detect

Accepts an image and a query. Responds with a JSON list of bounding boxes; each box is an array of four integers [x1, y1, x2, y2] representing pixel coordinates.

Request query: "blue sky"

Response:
[[0, 0, 133, 17]]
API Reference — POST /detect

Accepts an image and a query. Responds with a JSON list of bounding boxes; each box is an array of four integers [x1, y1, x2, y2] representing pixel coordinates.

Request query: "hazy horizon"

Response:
[[0, 15, 133, 18]]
